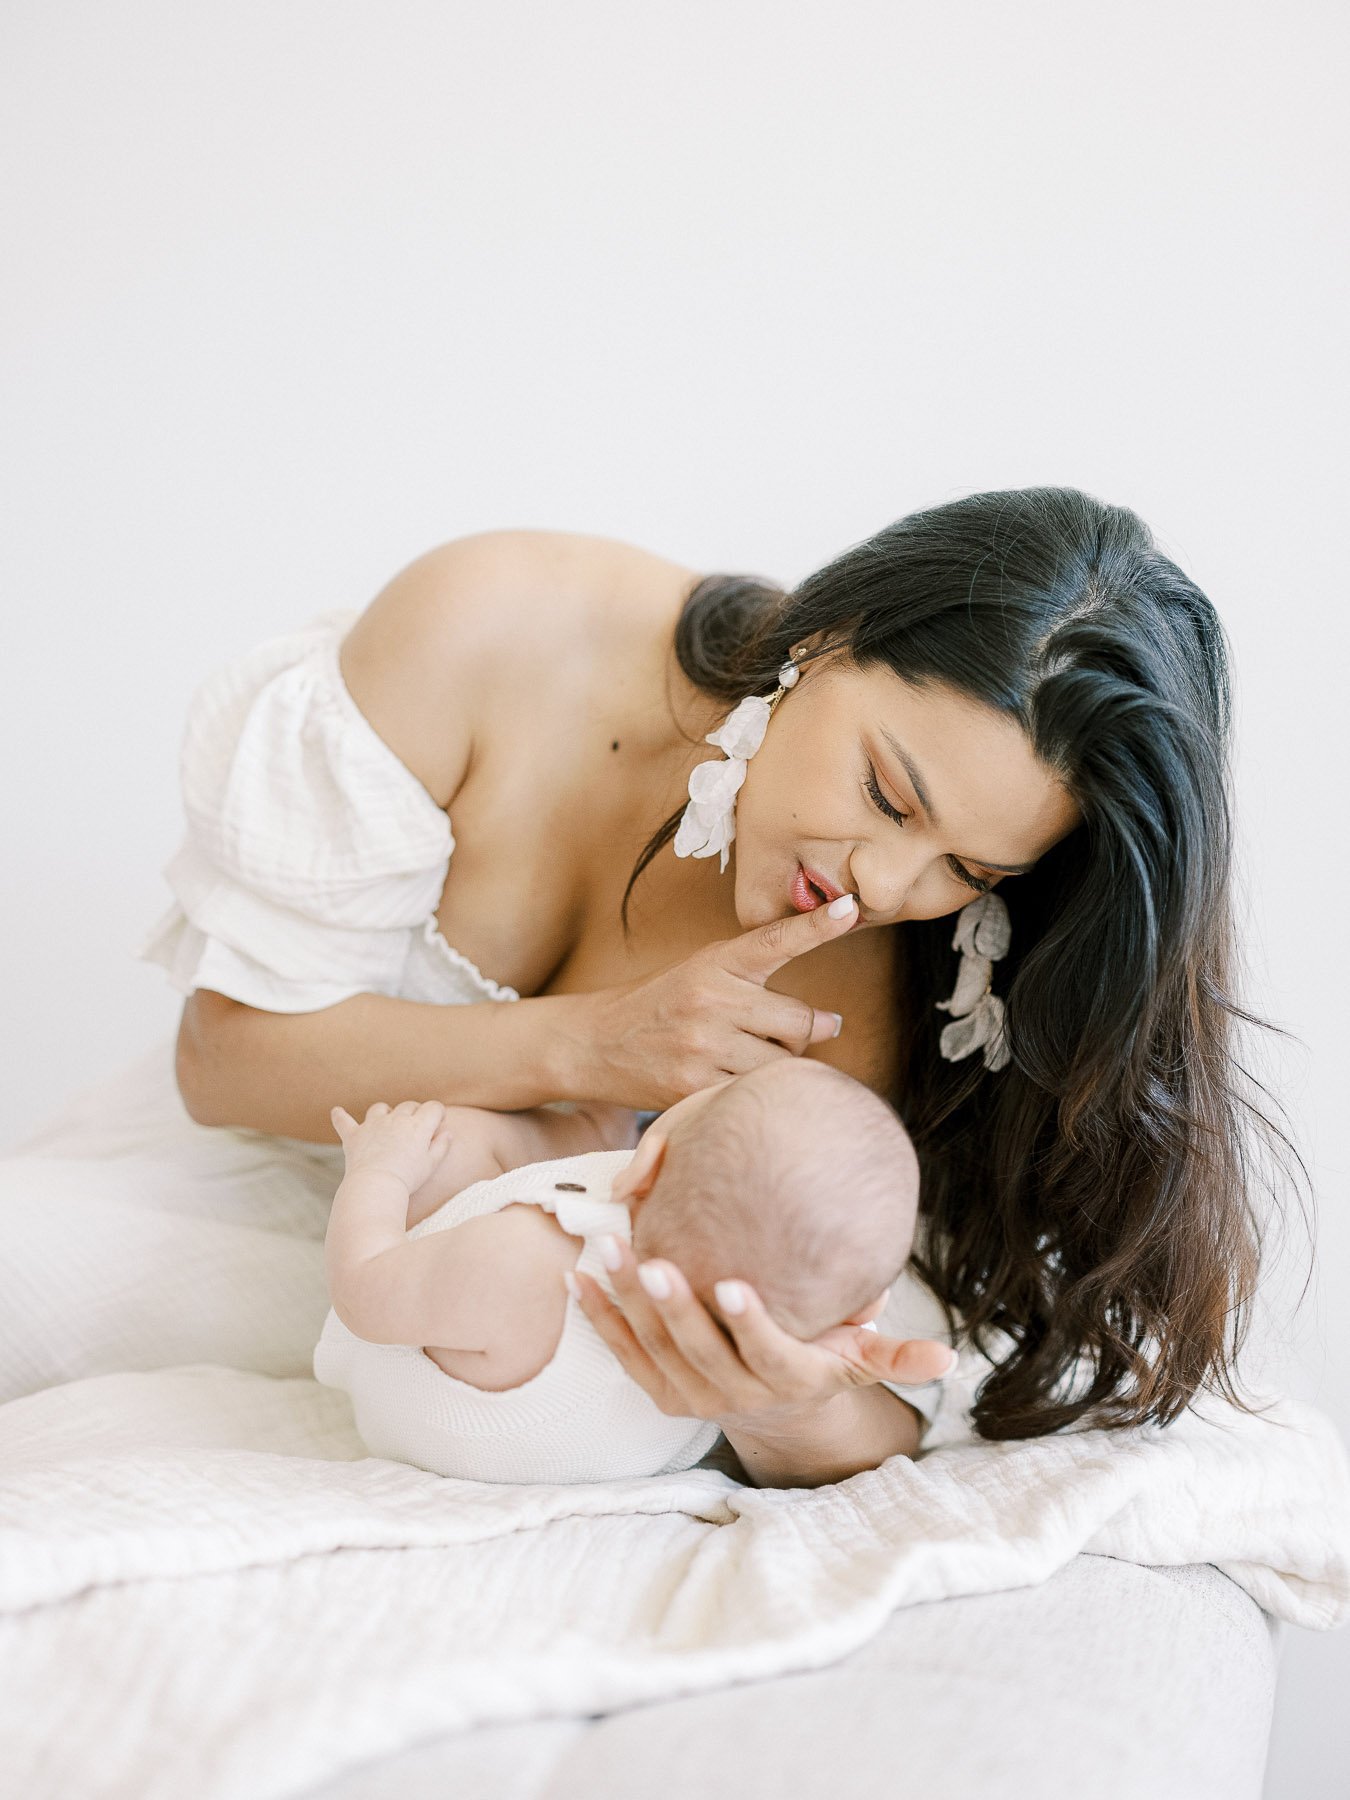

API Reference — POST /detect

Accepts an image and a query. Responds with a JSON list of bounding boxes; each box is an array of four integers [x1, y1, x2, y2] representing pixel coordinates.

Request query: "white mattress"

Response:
[[306, 1560, 1279, 1800]]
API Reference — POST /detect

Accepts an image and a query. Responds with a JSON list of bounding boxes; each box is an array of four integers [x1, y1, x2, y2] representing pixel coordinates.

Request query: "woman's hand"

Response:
[[564, 894, 863, 1111], [568, 1235, 958, 1438]]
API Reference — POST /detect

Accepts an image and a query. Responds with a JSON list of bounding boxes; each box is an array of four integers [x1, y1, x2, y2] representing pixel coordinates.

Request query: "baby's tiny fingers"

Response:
[[367, 1102, 391, 1118], [394, 1100, 421, 1116], [330, 1105, 357, 1140]]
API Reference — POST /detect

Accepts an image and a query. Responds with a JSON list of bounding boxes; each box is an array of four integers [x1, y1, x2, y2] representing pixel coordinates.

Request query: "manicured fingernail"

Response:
[[939, 1347, 960, 1378], [714, 1280, 746, 1315], [637, 1263, 672, 1301], [598, 1235, 623, 1271], [827, 1011, 843, 1037], [562, 1271, 580, 1299], [827, 894, 857, 919]]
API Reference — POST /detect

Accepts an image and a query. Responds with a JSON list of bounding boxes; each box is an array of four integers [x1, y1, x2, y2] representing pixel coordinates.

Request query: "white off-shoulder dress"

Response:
[[141, 611, 991, 1451]]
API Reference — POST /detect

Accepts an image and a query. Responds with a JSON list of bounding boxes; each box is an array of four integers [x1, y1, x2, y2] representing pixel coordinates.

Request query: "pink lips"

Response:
[[790, 863, 842, 912], [803, 864, 844, 902]]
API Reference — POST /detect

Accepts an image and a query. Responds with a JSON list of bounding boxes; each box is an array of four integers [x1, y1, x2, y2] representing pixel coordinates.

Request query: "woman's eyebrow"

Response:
[[876, 725, 1037, 875], [878, 726, 942, 824]]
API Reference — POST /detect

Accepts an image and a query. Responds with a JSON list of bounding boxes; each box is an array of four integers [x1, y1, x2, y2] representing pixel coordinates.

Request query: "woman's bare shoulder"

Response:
[[338, 530, 701, 810]]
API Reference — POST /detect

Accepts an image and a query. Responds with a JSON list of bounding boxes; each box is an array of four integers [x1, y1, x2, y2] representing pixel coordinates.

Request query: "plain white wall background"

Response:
[[2, 2, 1346, 1791]]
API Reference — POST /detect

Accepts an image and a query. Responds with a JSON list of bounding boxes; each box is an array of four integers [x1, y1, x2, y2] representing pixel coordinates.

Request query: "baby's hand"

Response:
[[330, 1100, 454, 1192]]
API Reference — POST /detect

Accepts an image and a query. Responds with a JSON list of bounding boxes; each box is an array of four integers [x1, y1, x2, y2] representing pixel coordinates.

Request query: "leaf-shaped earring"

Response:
[[936, 892, 1012, 1072], [672, 646, 806, 875]]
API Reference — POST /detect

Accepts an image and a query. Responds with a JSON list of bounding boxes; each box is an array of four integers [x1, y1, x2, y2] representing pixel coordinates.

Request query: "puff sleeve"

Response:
[[140, 611, 519, 1013]]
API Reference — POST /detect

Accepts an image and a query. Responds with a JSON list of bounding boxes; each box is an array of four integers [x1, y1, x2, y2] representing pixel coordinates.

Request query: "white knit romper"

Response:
[[313, 1148, 723, 1484]]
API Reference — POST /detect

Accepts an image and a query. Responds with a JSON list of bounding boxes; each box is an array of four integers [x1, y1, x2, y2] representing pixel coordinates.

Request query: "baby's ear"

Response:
[[841, 1287, 890, 1327], [610, 1128, 668, 1212]]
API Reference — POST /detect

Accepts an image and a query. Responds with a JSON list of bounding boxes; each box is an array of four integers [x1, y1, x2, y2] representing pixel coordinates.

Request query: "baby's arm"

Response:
[[403, 1100, 638, 1227], [325, 1100, 616, 1381]]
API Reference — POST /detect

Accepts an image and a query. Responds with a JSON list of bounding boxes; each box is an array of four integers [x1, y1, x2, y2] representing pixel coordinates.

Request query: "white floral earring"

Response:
[[673, 647, 804, 873], [935, 891, 1012, 1071]]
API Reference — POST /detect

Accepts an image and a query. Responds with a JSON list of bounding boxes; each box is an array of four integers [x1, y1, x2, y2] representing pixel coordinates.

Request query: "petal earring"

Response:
[[935, 891, 1012, 1072], [673, 645, 806, 873]]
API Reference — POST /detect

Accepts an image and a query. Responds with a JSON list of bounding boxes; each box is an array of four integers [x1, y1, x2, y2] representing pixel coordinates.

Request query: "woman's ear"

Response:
[[611, 1128, 668, 1215]]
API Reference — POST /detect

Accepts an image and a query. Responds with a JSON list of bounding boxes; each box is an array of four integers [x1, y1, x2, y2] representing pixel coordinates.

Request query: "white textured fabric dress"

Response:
[[140, 611, 988, 1450], [314, 1147, 721, 1483]]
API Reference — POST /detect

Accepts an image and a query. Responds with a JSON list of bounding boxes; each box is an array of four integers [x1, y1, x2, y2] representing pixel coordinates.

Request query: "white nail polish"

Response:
[[598, 1235, 623, 1271], [827, 894, 857, 919], [715, 1280, 746, 1316], [940, 1347, 960, 1378], [637, 1263, 672, 1301]]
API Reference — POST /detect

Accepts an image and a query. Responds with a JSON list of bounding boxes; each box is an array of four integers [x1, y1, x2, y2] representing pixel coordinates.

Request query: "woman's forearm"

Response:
[[721, 1386, 923, 1489], [176, 987, 597, 1142]]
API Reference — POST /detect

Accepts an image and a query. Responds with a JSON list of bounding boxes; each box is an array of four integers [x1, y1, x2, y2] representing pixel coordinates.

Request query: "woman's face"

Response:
[[732, 651, 1081, 929]]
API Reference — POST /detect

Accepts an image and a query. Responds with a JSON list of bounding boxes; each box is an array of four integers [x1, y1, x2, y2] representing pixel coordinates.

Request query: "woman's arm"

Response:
[[171, 536, 630, 1141], [175, 986, 596, 1141], [720, 1388, 922, 1487], [175, 894, 858, 1142]]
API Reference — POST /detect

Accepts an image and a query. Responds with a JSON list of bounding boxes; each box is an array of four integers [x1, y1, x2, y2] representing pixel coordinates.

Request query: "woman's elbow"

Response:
[[174, 990, 248, 1126]]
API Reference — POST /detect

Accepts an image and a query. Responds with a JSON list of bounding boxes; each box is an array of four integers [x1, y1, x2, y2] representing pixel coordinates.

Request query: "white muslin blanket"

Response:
[[1, 1045, 1348, 1800]]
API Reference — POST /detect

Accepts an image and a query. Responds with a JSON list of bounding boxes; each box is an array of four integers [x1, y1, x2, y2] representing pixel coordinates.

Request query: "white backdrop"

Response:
[[2, 3, 1346, 1793]]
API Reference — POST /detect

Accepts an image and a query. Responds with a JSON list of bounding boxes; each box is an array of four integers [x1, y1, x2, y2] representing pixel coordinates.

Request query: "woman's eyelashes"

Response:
[[862, 760, 910, 828], [862, 760, 993, 895]]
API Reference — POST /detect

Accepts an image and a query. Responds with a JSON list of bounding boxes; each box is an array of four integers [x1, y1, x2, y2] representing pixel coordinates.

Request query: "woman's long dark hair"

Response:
[[623, 487, 1303, 1440]]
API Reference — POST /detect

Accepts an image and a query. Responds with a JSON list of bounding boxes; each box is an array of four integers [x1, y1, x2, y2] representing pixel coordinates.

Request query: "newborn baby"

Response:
[[314, 1058, 920, 1485]]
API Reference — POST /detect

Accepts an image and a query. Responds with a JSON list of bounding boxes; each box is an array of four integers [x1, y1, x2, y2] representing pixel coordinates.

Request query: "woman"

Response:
[[153, 486, 1274, 1485]]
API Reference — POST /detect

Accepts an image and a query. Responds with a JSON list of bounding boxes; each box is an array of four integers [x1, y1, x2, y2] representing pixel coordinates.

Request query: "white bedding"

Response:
[[2, 1044, 1348, 1800]]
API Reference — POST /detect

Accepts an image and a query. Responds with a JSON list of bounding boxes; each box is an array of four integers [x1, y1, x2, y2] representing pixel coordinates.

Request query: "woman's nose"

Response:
[[850, 846, 919, 921]]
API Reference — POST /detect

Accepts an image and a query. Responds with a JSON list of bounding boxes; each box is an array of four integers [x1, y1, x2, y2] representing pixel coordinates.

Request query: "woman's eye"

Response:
[[948, 861, 993, 895], [863, 763, 909, 828], [864, 761, 992, 895]]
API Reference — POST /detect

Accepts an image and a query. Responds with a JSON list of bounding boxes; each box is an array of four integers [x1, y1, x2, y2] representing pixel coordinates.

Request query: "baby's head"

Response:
[[614, 1060, 919, 1340]]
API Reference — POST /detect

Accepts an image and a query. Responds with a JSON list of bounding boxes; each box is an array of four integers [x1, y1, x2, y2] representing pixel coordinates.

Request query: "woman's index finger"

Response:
[[718, 893, 860, 985]]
